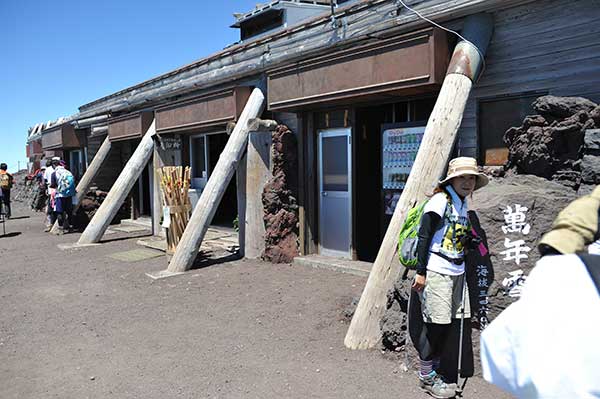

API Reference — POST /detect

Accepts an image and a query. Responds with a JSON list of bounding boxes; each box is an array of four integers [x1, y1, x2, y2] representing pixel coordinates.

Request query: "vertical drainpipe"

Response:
[[447, 13, 494, 84]]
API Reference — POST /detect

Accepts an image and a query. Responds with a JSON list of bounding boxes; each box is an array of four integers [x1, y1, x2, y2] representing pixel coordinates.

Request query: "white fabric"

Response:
[[480, 254, 600, 399], [44, 166, 55, 186], [588, 240, 600, 255], [423, 186, 469, 276]]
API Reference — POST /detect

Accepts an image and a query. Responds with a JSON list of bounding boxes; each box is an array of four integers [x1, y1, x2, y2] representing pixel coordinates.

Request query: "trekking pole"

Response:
[[0, 207, 5, 236], [455, 273, 468, 397]]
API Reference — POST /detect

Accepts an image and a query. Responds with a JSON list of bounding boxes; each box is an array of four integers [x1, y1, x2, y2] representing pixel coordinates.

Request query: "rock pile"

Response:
[[79, 188, 109, 219], [262, 125, 300, 263], [504, 95, 600, 188]]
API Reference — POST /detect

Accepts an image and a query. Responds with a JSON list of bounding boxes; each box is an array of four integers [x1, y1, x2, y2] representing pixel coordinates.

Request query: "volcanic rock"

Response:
[[532, 95, 597, 118], [262, 125, 300, 263]]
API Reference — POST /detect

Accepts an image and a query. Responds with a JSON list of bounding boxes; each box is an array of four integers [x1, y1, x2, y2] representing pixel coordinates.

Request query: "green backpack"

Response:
[[398, 194, 451, 269]]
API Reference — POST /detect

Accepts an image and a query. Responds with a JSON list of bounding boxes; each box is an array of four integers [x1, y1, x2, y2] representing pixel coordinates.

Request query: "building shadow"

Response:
[[0, 232, 22, 238], [5, 216, 30, 220], [189, 251, 242, 270]]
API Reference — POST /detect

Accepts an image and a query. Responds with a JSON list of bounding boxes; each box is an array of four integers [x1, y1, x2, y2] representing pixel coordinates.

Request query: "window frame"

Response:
[[476, 90, 548, 166]]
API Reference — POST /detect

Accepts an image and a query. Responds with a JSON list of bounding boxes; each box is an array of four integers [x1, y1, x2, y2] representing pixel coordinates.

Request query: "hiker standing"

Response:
[[410, 157, 488, 399], [31, 166, 47, 211], [51, 160, 76, 234], [44, 158, 57, 231], [0, 163, 14, 219], [480, 186, 600, 398]]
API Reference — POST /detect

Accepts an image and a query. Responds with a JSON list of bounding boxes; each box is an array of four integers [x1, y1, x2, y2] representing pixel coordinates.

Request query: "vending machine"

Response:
[[381, 123, 426, 232]]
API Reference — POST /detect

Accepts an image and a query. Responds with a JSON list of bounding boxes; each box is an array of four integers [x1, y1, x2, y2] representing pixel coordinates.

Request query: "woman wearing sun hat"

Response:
[[410, 157, 489, 398]]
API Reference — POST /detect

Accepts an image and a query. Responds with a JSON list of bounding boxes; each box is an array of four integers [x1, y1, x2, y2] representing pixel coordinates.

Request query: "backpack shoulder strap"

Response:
[[577, 253, 600, 296]]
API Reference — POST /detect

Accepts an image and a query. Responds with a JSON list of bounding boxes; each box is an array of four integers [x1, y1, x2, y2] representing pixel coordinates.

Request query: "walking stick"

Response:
[[0, 205, 6, 236], [455, 273, 468, 397]]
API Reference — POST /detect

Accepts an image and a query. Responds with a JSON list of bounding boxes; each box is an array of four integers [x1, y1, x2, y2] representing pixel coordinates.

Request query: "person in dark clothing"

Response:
[[0, 163, 14, 219], [410, 157, 488, 399]]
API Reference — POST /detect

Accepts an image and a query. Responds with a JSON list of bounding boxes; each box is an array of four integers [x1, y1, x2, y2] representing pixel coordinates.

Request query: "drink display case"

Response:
[[381, 124, 425, 216]]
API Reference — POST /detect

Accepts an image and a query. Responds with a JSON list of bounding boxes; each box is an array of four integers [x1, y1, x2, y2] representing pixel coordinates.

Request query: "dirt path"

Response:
[[0, 204, 512, 399]]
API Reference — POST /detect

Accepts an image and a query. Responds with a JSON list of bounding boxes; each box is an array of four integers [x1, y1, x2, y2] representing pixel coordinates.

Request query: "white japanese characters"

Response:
[[500, 238, 531, 266], [499, 203, 532, 298], [501, 204, 531, 235], [500, 204, 532, 266]]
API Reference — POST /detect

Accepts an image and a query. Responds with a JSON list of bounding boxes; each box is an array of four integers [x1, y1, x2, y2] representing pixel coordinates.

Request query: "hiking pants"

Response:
[[57, 197, 73, 229], [1, 189, 10, 218]]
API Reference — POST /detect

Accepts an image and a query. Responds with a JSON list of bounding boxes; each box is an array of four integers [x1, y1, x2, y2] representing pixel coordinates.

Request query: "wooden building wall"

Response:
[[457, 0, 600, 158]]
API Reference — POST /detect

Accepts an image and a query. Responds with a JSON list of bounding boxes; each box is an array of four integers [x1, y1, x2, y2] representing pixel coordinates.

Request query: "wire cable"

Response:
[[394, 0, 487, 80]]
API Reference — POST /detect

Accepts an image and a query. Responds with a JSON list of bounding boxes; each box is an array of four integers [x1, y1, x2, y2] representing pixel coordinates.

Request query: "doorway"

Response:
[[189, 131, 237, 227], [68, 149, 84, 182], [318, 128, 352, 258]]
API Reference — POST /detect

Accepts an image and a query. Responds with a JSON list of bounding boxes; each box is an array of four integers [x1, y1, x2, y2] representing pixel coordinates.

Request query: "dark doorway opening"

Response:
[[208, 133, 238, 228], [355, 104, 392, 262], [354, 97, 436, 262]]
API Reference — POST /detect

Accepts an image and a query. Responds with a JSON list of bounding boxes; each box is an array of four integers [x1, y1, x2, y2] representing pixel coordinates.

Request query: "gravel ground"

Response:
[[0, 204, 513, 399]]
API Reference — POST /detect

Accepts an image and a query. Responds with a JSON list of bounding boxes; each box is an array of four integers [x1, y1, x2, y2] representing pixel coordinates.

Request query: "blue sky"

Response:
[[0, 0, 260, 173]]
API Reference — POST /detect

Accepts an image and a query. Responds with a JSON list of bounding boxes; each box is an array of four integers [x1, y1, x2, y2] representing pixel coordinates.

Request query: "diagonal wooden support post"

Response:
[[51, 135, 112, 234], [344, 14, 494, 350], [78, 120, 156, 244], [165, 88, 265, 273]]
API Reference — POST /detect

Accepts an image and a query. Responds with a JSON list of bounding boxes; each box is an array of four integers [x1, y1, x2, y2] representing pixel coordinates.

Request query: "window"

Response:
[[478, 94, 543, 166], [240, 9, 284, 41], [190, 135, 208, 189]]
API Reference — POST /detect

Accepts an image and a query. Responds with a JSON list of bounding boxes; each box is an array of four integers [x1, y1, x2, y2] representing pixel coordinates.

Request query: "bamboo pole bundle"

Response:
[[157, 166, 191, 254]]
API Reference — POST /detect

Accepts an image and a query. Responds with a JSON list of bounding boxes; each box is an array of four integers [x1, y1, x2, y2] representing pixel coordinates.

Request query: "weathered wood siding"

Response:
[[458, 0, 600, 157]]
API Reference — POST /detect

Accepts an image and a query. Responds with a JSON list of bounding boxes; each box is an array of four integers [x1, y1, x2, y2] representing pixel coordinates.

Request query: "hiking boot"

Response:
[[419, 372, 457, 399]]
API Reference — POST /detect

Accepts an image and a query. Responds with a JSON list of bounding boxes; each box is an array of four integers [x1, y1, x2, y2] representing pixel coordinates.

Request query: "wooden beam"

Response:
[[166, 88, 266, 273], [50, 135, 112, 234], [236, 154, 247, 257], [244, 131, 273, 259], [77, 120, 156, 244], [344, 14, 494, 350], [152, 147, 165, 236]]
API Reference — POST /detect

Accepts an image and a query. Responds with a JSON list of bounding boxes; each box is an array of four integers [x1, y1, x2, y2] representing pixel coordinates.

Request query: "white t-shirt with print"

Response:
[[423, 186, 470, 276]]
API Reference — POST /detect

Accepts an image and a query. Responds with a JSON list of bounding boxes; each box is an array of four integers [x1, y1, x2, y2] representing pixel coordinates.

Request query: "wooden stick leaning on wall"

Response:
[[344, 14, 494, 350]]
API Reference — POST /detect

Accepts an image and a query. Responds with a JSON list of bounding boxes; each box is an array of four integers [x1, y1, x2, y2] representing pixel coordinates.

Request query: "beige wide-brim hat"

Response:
[[439, 157, 489, 190]]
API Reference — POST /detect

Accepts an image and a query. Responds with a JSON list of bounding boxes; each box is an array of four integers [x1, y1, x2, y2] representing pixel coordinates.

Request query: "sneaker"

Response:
[[419, 372, 457, 399], [44, 225, 52, 232]]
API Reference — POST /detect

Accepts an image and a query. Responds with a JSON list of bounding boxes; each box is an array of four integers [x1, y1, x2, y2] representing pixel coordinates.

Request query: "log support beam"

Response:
[[344, 14, 494, 350], [165, 88, 266, 273], [51, 135, 112, 234], [244, 125, 275, 259], [77, 120, 157, 244]]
